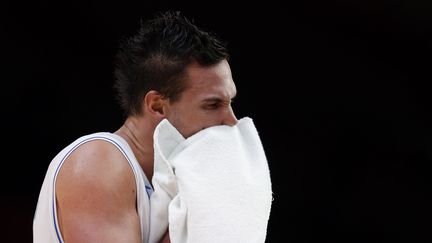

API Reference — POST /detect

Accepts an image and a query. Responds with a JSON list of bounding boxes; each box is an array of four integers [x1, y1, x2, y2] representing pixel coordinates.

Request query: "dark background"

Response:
[[2, 1, 432, 242]]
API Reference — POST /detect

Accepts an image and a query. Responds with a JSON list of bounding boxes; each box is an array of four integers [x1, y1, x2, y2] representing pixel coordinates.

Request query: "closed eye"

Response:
[[201, 95, 235, 110], [204, 103, 219, 110], [203, 102, 223, 110]]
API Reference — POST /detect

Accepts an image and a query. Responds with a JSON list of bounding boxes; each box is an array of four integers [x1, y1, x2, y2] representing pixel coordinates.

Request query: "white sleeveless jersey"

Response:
[[33, 132, 153, 243]]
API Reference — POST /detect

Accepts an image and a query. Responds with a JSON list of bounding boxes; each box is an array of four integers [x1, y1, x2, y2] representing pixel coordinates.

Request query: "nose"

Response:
[[222, 106, 238, 126]]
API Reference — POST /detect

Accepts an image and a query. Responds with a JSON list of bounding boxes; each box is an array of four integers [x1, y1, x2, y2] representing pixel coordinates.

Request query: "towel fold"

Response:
[[149, 117, 272, 243]]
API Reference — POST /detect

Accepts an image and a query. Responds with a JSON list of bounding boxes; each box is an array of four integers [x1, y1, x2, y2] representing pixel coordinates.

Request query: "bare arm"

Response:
[[56, 140, 141, 242]]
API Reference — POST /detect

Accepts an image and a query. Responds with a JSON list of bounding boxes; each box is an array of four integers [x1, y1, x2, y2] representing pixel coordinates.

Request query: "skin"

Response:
[[56, 59, 237, 242]]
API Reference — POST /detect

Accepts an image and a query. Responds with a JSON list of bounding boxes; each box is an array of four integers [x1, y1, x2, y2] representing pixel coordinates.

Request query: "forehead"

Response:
[[183, 60, 237, 99]]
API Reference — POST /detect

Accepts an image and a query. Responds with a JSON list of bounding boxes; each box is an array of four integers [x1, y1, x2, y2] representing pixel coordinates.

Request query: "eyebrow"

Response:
[[201, 93, 237, 103], [202, 97, 227, 104]]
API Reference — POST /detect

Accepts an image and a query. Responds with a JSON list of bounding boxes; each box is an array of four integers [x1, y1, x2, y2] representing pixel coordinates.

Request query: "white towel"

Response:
[[149, 117, 272, 243]]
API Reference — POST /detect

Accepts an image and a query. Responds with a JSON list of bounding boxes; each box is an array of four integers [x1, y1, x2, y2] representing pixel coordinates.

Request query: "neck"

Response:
[[114, 115, 155, 181]]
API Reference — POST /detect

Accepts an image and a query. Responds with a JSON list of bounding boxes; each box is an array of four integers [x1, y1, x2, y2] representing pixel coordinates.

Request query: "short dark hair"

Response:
[[113, 11, 229, 116]]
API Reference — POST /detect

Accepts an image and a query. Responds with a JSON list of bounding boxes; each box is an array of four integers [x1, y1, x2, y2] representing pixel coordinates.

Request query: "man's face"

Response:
[[163, 60, 238, 138]]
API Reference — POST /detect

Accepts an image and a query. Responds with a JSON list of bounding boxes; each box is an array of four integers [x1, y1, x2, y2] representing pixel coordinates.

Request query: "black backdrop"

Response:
[[2, 1, 432, 242]]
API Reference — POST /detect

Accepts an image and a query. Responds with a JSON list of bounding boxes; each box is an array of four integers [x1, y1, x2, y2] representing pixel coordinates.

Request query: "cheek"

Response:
[[168, 112, 202, 138], [178, 114, 213, 138], [169, 107, 224, 138], [195, 111, 225, 129], [165, 108, 187, 133]]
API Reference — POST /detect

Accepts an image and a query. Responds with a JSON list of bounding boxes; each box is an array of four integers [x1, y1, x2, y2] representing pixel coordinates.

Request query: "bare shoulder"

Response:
[[57, 139, 135, 194], [56, 139, 140, 242]]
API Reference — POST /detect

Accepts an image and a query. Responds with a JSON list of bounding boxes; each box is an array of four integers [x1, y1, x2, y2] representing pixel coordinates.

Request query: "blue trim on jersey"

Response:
[[51, 197, 63, 243], [145, 185, 153, 198], [51, 135, 153, 243], [52, 139, 86, 243]]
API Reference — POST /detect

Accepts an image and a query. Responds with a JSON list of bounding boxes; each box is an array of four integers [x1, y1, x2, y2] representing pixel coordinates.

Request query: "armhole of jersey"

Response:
[[50, 134, 141, 243]]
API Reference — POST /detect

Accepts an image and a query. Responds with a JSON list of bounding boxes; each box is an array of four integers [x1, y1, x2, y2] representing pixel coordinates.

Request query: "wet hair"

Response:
[[113, 11, 229, 116]]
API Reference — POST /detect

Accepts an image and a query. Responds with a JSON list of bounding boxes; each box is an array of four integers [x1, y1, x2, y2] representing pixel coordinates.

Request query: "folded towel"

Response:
[[149, 117, 272, 243]]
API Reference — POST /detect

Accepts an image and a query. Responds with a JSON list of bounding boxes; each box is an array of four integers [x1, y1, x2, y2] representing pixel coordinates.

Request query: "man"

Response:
[[33, 11, 237, 243]]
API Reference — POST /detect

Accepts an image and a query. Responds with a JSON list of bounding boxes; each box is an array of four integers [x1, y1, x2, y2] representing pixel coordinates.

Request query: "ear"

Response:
[[143, 90, 166, 118]]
